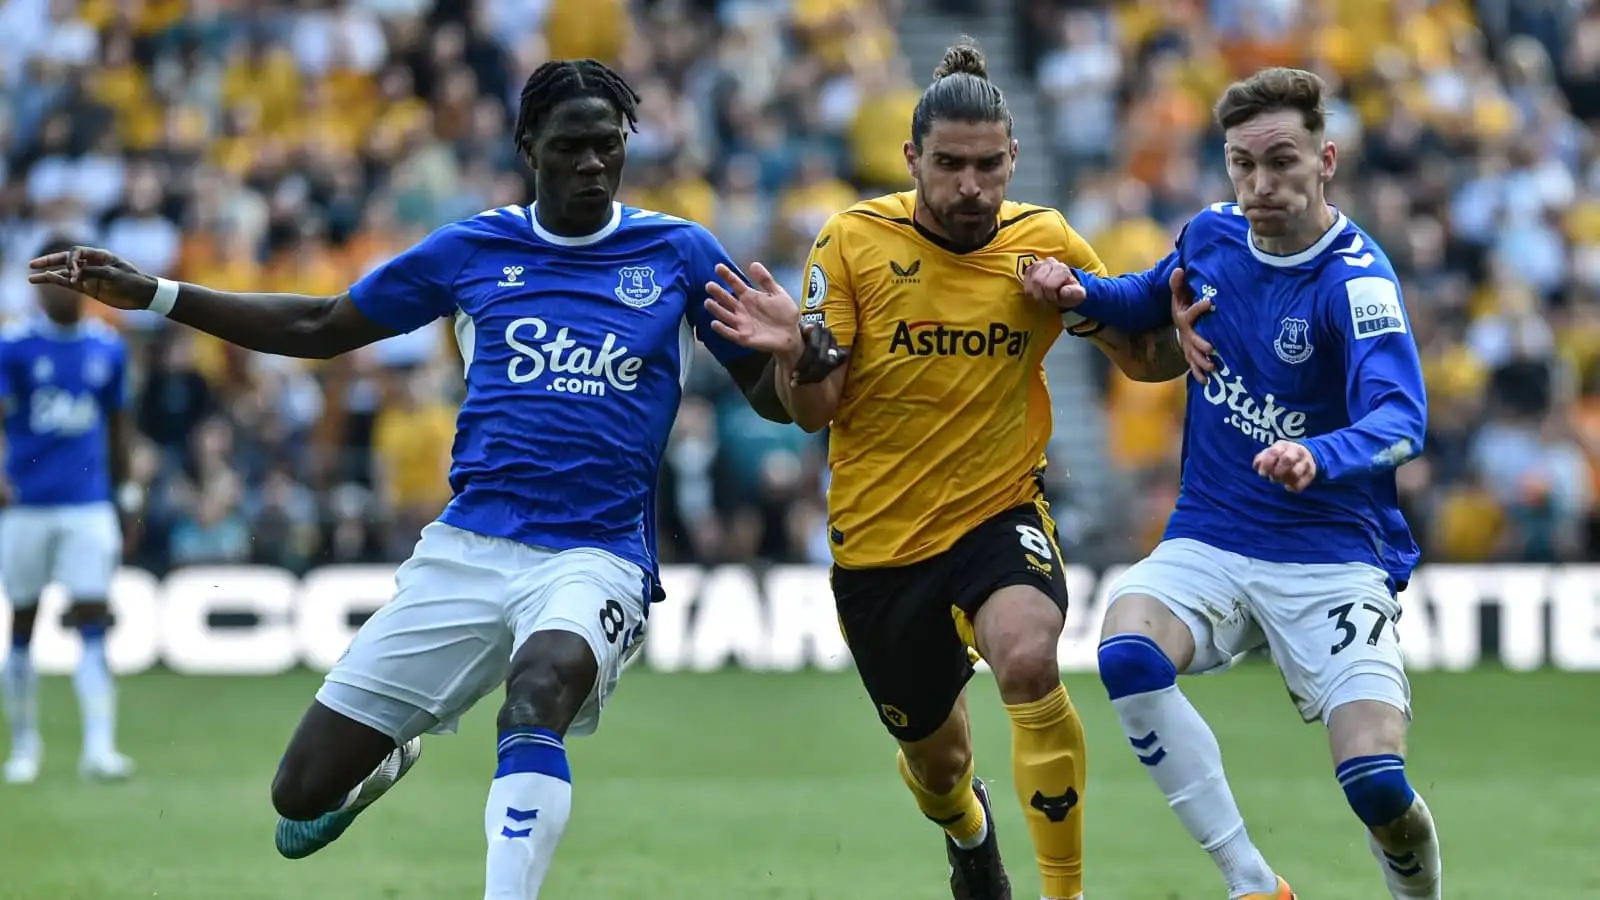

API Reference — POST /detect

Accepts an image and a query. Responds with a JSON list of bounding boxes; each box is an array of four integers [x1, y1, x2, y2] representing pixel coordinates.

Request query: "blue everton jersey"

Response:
[[1073, 204, 1427, 583], [0, 318, 127, 507], [348, 202, 753, 575]]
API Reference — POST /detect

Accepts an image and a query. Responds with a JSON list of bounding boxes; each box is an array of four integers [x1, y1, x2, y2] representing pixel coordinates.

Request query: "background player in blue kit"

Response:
[[1024, 68, 1440, 900], [29, 59, 840, 899], [0, 236, 136, 785]]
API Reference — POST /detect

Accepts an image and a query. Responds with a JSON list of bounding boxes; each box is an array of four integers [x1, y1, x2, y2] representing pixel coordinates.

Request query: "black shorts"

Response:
[[831, 502, 1072, 742]]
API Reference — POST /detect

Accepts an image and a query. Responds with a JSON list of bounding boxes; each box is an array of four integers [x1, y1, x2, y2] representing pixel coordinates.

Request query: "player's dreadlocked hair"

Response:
[[513, 59, 642, 155], [910, 38, 1012, 151]]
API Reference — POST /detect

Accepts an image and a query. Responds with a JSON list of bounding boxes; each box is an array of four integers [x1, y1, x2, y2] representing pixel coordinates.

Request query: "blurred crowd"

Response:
[[0, 0, 1593, 574]]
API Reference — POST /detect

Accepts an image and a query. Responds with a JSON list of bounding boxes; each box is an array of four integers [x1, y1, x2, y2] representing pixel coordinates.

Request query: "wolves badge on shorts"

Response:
[[1273, 316, 1314, 365], [614, 266, 662, 309]]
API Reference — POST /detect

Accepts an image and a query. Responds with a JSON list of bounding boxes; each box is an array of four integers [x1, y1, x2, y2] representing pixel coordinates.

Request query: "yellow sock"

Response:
[[896, 749, 987, 846], [1005, 684, 1086, 900]]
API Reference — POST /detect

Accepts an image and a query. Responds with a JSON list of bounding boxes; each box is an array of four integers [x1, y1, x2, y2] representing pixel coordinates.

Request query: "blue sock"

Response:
[[484, 728, 574, 899], [3, 631, 36, 749], [1339, 755, 1442, 896], [1337, 754, 1415, 827], [74, 622, 117, 759], [1097, 634, 1178, 700]]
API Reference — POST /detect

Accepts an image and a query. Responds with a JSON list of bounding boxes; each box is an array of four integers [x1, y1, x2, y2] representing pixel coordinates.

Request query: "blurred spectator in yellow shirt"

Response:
[[544, 0, 629, 64], [372, 367, 457, 557], [1098, 179, 1185, 476], [850, 57, 919, 192], [779, 150, 861, 243]]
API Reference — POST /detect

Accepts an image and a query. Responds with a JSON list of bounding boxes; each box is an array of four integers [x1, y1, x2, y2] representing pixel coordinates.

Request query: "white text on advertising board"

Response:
[[0, 564, 1595, 674]]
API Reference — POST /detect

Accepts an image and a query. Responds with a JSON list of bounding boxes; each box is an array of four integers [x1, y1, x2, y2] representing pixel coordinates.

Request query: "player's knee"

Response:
[[69, 601, 111, 629], [1337, 754, 1416, 828], [975, 587, 1064, 702], [9, 608, 38, 650], [986, 633, 1060, 703], [75, 611, 111, 643], [902, 740, 972, 794], [1096, 634, 1178, 700], [499, 631, 599, 734]]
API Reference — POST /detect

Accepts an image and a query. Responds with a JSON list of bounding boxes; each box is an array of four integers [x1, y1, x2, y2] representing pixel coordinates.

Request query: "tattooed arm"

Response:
[[1086, 325, 1189, 383]]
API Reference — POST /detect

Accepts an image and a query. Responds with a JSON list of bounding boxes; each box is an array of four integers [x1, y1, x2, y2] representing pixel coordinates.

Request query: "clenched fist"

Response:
[[1253, 440, 1318, 493], [1021, 257, 1085, 310]]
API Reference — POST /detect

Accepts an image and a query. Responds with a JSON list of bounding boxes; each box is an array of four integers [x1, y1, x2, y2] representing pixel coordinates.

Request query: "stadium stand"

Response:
[[0, 0, 1590, 576]]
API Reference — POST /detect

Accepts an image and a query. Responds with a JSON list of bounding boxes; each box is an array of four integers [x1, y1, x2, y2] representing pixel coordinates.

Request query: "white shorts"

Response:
[[0, 502, 121, 605], [1107, 538, 1410, 724], [315, 522, 650, 743]]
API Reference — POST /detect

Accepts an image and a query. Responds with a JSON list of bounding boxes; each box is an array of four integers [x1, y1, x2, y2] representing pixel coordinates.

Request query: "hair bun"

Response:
[[933, 40, 988, 80]]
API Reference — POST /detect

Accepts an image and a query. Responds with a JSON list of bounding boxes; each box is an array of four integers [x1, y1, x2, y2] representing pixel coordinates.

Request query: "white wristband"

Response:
[[148, 278, 180, 317]]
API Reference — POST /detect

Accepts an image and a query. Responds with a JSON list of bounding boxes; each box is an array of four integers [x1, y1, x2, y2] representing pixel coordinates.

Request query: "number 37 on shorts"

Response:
[[1108, 537, 1411, 724]]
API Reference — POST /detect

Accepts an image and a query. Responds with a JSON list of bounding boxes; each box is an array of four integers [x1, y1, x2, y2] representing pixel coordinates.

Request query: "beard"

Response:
[[920, 193, 998, 251]]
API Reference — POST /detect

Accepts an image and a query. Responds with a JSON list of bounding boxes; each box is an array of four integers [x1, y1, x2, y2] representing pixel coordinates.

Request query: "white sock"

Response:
[[1367, 794, 1442, 899], [484, 728, 574, 899], [3, 644, 38, 754], [74, 628, 117, 760], [1112, 685, 1278, 898]]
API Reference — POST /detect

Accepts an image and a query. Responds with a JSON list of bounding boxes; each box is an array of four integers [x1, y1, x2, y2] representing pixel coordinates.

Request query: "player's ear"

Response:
[[1320, 140, 1337, 182], [517, 131, 538, 171], [903, 140, 918, 180]]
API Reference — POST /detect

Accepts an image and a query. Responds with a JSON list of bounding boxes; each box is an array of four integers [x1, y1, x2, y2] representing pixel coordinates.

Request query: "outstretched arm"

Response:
[[1087, 326, 1189, 383], [29, 248, 396, 359], [167, 287, 391, 359], [1026, 255, 1207, 383], [722, 326, 849, 424], [1065, 250, 1181, 335], [31, 224, 479, 360], [684, 226, 846, 426], [700, 263, 850, 433], [723, 354, 791, 424]]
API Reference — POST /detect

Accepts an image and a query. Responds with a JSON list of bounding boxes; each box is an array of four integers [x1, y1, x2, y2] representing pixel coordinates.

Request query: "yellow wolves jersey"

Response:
[[802, 191, 1108, 568]]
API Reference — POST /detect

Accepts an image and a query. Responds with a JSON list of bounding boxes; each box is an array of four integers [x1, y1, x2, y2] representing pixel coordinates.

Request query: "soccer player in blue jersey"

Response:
[[0, 236, 136, 785], [31, 59, 839, 897], [1024, 68, 1441, 900]]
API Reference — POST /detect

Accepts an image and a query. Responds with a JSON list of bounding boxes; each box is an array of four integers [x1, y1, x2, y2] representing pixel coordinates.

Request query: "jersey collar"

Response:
[[528, 202, 623, 247], [34, 317, 84, 340], [1247, 206, 1348, 268]]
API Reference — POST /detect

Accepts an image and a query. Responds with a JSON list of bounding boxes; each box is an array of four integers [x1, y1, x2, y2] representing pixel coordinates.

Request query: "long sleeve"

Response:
[[1301, 276, 1428, 483], [1069, 249, 1180, 334]]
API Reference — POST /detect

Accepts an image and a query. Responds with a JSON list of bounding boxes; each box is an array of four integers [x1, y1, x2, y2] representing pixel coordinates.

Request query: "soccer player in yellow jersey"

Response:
[[702, 40, 1188, 900]]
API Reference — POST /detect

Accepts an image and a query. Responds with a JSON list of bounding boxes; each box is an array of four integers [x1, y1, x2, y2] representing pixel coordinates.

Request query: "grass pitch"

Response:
[[0, 665, 1595, 899]]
